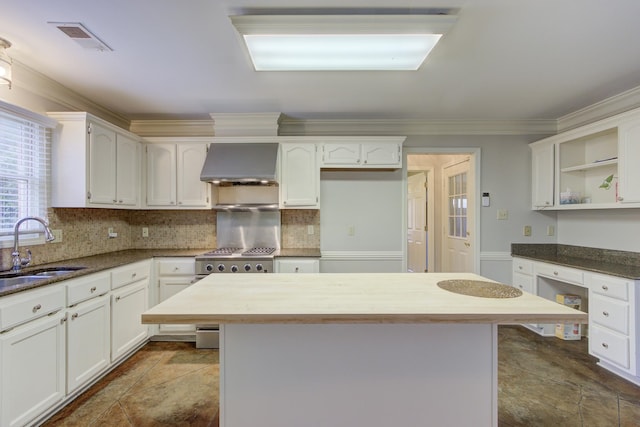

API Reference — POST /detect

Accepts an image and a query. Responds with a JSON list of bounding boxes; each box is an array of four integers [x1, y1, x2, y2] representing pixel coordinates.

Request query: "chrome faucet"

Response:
[[11, 216, 55, 271]]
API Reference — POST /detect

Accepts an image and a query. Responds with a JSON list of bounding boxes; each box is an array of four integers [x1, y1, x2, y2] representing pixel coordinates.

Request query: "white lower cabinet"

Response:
[[275, 258, 320, 273], [111, 280, 149, 362], [1, 312, 66, 427], [585, 272, 638, 381], [156, 258, 196, 335], [66, 294, 110, 393]]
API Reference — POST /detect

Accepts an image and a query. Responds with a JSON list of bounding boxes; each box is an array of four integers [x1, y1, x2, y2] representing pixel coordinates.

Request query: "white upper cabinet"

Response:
[[530, 107, 640, 210], [320, 137, 404, 169], [531, 141, 554, 209], [144, 138, 211, 209], [48, 112, 142, 209], [280, 143, 320, 209]]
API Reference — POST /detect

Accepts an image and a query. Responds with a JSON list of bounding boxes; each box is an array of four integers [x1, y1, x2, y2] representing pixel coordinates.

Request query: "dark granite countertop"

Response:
[[0, 247, 322, 298], [512, 244, 640, 280]]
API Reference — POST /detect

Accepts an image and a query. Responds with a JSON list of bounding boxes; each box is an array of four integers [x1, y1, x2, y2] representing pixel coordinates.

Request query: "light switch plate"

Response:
[[496, 209, 508, 220]]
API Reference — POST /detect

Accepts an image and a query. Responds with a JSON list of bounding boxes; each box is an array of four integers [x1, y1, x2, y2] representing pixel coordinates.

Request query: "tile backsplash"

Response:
[[0, 208, 320, 270]]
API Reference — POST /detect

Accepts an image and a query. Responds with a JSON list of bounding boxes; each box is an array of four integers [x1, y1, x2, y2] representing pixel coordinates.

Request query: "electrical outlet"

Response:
[[523, 225, 532, 236], [108, 227, 117, 238], [547, 225, 555, 236], [496, 209, 508, 220], [51, 229, 63, 243], [142, 227, 149, 238], [307, 225, 314, 235]]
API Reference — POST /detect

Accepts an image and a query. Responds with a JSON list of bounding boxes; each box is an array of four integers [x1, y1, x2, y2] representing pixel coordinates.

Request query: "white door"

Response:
[[146, 144, 177, 206], [116, 134, 140, 206], [88, 122, 117, 205], [407, 173, 427, 272], [442, 158, 475, 273], [177, 144, 209, 207]]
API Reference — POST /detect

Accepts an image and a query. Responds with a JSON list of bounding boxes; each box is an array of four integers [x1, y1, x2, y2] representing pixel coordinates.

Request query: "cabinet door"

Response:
[[67, 295, 110, 393], [1, 314, 65, 427], [618, 117, 640, 203], [116, 134, 140, 206], [88, 121, 117, 205], [158, 277, 196, 333], [531, 142, 554, 208], [361, 143, 401, 167], [280, 144, 319, 208], [111, 280, 148, 362], [512, 271, 534, 294], [321, 143, 361, 166], [177, 144, 209, 207], [146, 144, 177, 206]]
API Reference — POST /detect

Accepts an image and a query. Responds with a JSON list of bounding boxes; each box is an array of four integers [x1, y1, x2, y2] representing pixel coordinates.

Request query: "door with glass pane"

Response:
[[443, 159, 474, 273]]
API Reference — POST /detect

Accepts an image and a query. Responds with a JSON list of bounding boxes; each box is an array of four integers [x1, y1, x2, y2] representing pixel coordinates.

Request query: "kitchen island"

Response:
[[142, 272, 587, 427]]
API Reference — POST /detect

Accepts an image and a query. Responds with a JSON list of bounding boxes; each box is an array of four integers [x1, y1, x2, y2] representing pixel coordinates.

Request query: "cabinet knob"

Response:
[[132, 273, 137, 278], [90, 286, 97, 293], [295, 267, 299, 273], [32, 304, 42, 313], [602, 285, 609, 291], [602, 342, 609, 349], [178, 201, 183, 205], [603, 311, 609, 317], [553, 271, 559, 276], [174, 267, 179, 271], [71, 313, 79, 320], [518, 266, 523, 270], [115, 296, 121, 302], [119, 200, 123, 203], [618, 197, 624, 201], [113, 199, 117, 203]]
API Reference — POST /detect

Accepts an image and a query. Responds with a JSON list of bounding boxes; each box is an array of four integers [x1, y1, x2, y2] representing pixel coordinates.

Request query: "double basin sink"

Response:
[[0, 267, 86, 291]]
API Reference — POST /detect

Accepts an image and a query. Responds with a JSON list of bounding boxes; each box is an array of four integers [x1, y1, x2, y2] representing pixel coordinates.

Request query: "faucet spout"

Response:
[[11, 216, 55, 271]]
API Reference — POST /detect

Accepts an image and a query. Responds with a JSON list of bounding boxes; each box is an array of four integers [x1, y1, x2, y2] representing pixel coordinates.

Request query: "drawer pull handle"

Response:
[[602, 285, 609, 291], [32, 304, 42, 313], [602, 342, 609, 349], [90, 286, 97, 293], [603, 311, 609, 317], [71, 313, 79, 320]]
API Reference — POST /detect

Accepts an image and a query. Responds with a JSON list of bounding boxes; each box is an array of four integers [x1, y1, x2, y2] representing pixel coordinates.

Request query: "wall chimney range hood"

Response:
[[200, 143, 279, 184]]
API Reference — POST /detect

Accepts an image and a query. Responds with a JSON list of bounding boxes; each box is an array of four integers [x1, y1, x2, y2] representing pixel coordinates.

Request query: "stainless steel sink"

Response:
[[0, 275, 49, 289], [0, 266, 86, 290], [33, 267, 85, 276]]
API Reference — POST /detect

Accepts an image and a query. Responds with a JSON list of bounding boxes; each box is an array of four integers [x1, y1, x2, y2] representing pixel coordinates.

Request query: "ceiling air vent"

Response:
[[48, 22, 113, 51]]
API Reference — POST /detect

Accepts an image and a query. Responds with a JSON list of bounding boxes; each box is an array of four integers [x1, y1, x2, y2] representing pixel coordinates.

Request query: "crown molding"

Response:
[[129, 119, 214, 137], [12, 60, 130, 130], [558, 85, 640, 132], [279, 118, 557, 136]]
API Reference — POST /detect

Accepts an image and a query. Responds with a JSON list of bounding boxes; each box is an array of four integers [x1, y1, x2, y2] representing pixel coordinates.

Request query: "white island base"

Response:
[[220, 322, 497, 427]]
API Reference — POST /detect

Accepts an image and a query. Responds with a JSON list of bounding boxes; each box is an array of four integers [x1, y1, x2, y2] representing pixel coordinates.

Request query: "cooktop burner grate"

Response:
[[241, 247, 276, 256], [202, 247, 242, 256]]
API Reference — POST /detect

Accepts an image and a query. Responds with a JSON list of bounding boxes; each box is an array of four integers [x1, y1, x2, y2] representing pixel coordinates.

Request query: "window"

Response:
[[447, 172, 468, 238], [0, 100, 55, 247]]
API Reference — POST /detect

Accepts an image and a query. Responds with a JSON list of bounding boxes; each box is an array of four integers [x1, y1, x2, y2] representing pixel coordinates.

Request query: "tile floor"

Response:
[[42, 326, 640, 426]]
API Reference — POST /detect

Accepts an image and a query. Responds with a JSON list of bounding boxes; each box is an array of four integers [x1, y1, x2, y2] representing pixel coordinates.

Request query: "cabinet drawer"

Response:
[[157, 258, 195, 276], [111, 261, 150, 289], [590, 325, 630, 369], [590, 295, 629, 335], [66, 272, 111, 306], [534, 263, 583, 285], [586, 273, 629, 301], [512, 258, 533, 275], [512, 272, 534, 294], [0, 286, 65, 332]]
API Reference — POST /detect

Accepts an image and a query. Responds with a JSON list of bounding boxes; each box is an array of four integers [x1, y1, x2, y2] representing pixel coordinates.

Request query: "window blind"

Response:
[[0, 108, 51, 237]]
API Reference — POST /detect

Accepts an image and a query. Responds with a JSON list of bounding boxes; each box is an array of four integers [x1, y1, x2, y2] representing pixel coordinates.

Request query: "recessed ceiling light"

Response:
[[230, 14, 457, 71]]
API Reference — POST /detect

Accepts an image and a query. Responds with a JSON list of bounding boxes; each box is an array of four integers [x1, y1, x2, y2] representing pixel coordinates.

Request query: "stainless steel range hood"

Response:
[[200, 143, 279, 184]]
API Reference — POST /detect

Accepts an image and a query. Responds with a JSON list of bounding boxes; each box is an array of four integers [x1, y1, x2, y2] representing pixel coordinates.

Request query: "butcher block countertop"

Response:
[[142, 272, 588, 325]]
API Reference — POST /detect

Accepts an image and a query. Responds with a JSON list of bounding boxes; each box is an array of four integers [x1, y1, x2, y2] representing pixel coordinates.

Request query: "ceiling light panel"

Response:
[[231, 14, 456, 71]]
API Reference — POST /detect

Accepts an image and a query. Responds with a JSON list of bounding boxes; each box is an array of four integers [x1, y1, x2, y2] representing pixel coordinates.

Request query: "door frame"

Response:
[[402, 147, 481, 274]]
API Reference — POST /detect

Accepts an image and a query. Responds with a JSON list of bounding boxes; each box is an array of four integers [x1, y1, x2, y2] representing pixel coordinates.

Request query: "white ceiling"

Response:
[[2, 0, 640, 122]]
